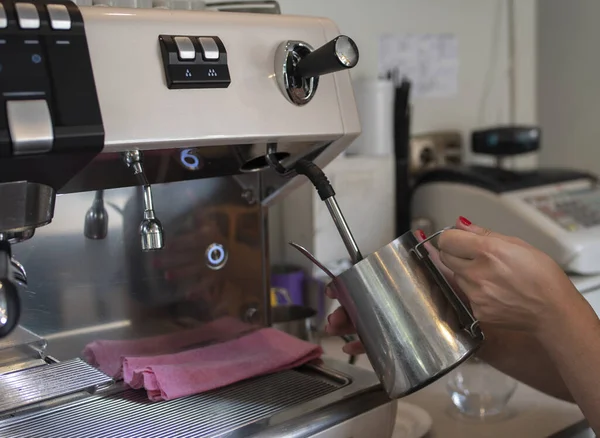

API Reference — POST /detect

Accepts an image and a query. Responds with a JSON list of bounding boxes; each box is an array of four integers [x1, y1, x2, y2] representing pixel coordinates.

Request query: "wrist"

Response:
[[534, 289, 597, 347]]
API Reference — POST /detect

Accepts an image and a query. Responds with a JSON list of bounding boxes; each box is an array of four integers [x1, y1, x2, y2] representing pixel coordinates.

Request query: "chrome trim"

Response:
[[324, 197, 362, 263], [274, 40, 319, 106]]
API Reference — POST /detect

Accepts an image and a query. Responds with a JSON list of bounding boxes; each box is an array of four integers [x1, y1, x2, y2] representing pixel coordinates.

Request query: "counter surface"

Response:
[[321, 337, 586, 437]]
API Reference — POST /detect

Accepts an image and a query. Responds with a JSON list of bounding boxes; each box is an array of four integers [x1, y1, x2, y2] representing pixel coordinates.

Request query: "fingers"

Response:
[[439, 217, 524, 260], [325, 306, 355, 335], [438, 250, 473, 273], [325, 285, 336, 299], [414, 229, 460, 289], [342, 340, 365, 355], [438, 229, 482, 259], [455, 216, 530, 248]]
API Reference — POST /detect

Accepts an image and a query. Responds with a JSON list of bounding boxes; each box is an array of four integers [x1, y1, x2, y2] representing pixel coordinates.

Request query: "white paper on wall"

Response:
[[379, 33, 459, 98]]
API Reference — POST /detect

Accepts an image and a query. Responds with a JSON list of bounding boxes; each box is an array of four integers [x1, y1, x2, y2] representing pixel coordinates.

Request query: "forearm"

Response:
[[477, 324, 574, 402], [536, 293, 600, 433]]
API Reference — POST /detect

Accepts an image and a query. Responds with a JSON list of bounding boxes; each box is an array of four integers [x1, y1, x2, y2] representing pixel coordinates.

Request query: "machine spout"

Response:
[[123, 151, 165, 251]]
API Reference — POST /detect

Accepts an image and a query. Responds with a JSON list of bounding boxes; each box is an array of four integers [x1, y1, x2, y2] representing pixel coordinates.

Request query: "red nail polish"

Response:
[[459, 216, 472, 226], [418, 229, 426, 240]]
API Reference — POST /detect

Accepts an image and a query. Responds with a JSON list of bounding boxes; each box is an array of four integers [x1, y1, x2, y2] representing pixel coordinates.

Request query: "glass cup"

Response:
[[447, 356, 518, 420]]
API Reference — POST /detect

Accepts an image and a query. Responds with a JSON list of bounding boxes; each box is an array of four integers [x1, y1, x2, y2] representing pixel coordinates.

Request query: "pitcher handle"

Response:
[[411, 226, 484, 340], [412, 226, 454, 259]]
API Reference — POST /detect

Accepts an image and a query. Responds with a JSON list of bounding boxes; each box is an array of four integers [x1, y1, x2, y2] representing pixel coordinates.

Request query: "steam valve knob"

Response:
[[294, 35, 359, 78]]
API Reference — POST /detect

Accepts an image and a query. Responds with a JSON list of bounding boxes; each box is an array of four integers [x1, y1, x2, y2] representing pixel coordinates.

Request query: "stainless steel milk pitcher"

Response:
[[329, 228, 484, 399]]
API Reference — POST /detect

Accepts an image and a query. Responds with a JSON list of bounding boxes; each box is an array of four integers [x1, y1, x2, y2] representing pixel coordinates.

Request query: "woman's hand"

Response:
[[438, 217, 581, 335], [324, 216, 582, 353]]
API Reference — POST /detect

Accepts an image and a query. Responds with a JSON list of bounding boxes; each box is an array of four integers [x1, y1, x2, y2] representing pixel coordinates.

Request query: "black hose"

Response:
[[293, 159, 335, 201]]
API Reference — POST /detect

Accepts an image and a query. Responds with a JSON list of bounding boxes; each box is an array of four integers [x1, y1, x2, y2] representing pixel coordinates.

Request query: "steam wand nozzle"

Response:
[[84, 190, 108, 240], [122, 150, 164, 251]]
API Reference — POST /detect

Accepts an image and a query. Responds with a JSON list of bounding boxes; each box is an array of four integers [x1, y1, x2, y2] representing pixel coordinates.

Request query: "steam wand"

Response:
[[293, 160, 363, 264], [267, 149, 362, 264], [268, 153, 361, 364]]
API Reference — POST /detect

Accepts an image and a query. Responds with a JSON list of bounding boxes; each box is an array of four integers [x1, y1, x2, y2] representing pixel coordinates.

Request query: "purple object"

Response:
[[271, 265, 306, 305]]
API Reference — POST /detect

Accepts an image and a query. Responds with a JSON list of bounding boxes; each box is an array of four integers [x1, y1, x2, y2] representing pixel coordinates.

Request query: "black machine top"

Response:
[[413, 165, 597, 194]]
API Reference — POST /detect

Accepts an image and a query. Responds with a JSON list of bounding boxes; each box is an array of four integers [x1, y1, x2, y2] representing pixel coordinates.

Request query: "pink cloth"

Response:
[[123, 327, 322, 401], [82, 316, 256, 379]]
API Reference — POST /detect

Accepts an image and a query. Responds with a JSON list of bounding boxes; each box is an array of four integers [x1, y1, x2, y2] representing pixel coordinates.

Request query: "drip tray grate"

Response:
[[0, 358, 113, 414], [0, 368, 342, 438]]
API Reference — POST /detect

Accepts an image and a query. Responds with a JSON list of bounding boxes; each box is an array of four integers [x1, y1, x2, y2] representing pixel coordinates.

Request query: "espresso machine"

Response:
[[0, 1, 398, 436]]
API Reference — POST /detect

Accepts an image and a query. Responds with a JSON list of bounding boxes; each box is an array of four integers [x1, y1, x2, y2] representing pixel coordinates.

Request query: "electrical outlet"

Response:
[[409, 130, 462, 175]]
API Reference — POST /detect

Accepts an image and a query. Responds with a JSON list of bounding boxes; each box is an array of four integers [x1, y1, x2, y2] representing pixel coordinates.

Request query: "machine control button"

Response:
[[159, 35, 230, 89], [15, 3, 40, 29], [174, 36, 196, 60], [198, 37, 219, 60], [205, 243, 227, 270], [7, 100, 54, 155], [47, 4, 72, 30], [0, 4, 7, 29]]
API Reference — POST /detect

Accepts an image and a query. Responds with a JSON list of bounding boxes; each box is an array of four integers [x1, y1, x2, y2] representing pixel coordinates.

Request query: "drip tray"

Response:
[[0, 358, 114, 415], [0, 358, 386, 438]]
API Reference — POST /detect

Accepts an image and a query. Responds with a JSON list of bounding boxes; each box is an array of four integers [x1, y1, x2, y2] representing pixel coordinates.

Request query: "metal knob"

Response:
[[123, 150, 165, 251], [294, 35, 359, 78], [84, 190, 108, 240], [274, 35, 359, 106]]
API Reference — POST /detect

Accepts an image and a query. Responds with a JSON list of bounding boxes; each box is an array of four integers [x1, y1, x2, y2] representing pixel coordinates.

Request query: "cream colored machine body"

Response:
[[0, 2, 396, 436]]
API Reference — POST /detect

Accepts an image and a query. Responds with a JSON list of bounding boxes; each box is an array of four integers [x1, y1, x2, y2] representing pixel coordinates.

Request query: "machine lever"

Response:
[[294, 35, 359, 79]]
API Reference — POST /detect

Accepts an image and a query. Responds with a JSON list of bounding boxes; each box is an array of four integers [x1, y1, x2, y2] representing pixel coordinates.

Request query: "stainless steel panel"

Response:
[[0, 326, 46, 355], [11, 176, 267, 361], [0, 358, 113, 414]]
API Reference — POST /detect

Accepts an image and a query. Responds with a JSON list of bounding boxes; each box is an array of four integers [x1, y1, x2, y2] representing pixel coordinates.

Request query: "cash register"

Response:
[[411, 126, 600, 311]]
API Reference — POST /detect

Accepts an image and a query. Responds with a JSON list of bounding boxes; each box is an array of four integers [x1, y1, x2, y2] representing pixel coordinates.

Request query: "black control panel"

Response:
[[0, 0, 104, 190], [472, 126, 540, 156], [159, 35, 231, 89]]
